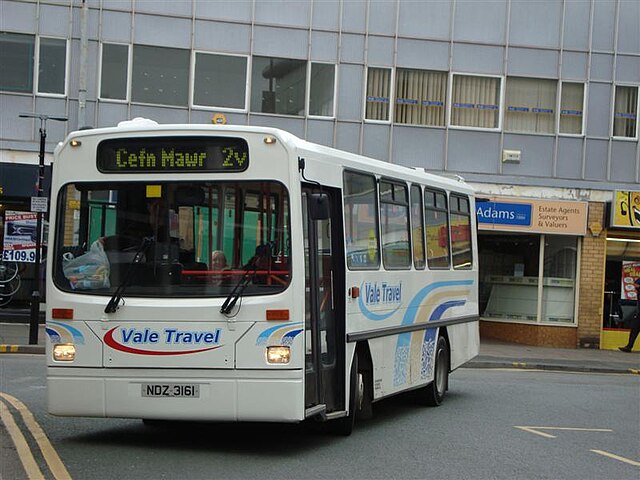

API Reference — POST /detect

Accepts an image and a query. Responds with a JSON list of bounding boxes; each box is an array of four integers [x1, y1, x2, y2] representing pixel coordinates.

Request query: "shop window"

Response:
[[100, 43, 129, 101], [450, 195, 472, 269], [450, 74, 501, 129], [410, 185, 425, 270], [0, 32, 35, 93], [504, 77, 557, 134], [613, 85, 638, 139], [559, 82, 584, 135], [193, 52, 247, 110], [394, 69, 447, 126], [250, 56, 306, 116], [424, 189, 450, 269], [365, 67, 391, 122], [379, 180, 410, 269], [131, 45, 189, 106], [309, 63, 335, 117], [541, 236, 577, 323], [38, 37, 66, 95], [344, 171, 379, 270]]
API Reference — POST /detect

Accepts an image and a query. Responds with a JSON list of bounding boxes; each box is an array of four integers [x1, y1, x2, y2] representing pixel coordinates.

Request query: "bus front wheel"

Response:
[[330, 354, 360, 436], [422, 336, 449, 407]]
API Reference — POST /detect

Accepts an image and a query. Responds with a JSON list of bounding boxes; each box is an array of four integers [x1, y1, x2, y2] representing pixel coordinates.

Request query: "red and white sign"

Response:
[[2, 211, 38, 262], [621, 261, 640, 300]]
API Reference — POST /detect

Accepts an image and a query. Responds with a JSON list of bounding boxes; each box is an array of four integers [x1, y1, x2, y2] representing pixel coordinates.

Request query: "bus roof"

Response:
[[58, 119, 473, 195]]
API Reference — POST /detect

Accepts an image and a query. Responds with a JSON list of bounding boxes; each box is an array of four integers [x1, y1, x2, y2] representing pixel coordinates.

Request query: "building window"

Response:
[[38, 37, 66, 95], [450, 74, 501, 129], [379, 180, 410, 269], [344, 171, 379, 270], [365, 67, 391, 122], [251, 56, 306, 116], [613, 85, 638, 139], [424, 189, 450, 269], [410, 185, 425, 270], [131, 45, 189, 106], [193, 53, 247, 110], [450, 194, 472, 270], [100, 43, 128, 101], [542, 235, 577, 323], [504, 77, 557, 134], [0, 32, 34, 93], [309, 63, 335, 117], [394, 69, 447, 126], [559, 82, 584, 135]]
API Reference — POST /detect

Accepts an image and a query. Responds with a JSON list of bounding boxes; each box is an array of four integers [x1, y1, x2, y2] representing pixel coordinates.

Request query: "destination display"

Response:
[[97, 136, 249, 173]]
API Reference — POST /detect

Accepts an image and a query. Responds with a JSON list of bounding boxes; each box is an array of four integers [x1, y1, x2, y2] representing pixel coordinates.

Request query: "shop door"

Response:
[[303, 186, 345, 413]]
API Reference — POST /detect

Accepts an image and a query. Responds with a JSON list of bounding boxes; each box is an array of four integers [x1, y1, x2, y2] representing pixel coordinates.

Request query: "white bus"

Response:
[[46, 118, 478, 435]]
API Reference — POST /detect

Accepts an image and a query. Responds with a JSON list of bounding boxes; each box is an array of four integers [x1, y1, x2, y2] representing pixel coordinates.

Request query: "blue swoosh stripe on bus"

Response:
[[429, 300, 467, 322], [45, 328, 62, 343], [48, 321, 85, 344], [283, 329, 303, 340], [358, 293, 402, 321], [401, 280, 474, 326], [256, 322, 303, 344]]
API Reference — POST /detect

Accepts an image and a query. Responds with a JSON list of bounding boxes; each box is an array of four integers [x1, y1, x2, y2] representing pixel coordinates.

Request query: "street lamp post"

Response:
[[19, 113, 68, 345]]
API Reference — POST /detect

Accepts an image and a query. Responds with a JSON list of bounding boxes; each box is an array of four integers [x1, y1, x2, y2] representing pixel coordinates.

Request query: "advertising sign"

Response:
[[621, 261, 640, 300], [477, 197, 587, 235], [611, 190, 640, 229], [2, 211, 38, 262]]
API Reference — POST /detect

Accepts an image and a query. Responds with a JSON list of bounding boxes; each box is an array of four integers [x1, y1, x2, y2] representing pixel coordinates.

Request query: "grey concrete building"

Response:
[[1, 0, 639, 349]]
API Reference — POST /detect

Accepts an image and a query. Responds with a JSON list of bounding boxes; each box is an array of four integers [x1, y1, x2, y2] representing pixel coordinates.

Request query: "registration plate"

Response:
[[141, 383, 200, 398]]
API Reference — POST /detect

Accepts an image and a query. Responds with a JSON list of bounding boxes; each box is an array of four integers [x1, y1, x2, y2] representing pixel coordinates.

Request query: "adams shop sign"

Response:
[[477, 197, 587, 235]]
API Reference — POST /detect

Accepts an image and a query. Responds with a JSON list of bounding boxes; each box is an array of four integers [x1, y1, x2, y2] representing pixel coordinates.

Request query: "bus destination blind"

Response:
[[97, 137, 249, 173]]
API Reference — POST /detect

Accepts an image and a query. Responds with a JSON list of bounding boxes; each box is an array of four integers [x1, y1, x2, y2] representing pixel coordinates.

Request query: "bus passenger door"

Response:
[[303, 186, 345, 414]]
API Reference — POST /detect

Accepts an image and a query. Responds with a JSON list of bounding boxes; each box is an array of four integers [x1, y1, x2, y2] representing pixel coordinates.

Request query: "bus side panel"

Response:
[[46, 320, 104, 367], [448, 321, 480, 371]]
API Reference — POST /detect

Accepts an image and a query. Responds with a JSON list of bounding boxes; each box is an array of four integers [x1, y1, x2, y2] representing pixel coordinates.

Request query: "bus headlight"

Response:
[[53, 344, 76, 362], [266, 346, 290, 364]]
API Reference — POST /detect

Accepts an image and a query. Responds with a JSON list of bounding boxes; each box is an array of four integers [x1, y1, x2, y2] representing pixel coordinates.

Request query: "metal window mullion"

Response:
[[537, 234, 545, 324]]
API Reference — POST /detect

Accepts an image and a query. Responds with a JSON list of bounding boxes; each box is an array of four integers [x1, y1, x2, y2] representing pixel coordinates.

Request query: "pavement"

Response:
[[0, 315, 638, 374]]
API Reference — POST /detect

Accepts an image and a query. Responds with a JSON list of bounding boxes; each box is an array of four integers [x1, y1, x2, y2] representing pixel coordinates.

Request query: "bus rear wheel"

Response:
[[422, 336, 449, 407]]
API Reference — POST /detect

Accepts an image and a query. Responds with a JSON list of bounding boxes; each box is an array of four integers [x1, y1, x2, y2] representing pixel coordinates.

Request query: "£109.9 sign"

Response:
[[2, 211, 39, 263]]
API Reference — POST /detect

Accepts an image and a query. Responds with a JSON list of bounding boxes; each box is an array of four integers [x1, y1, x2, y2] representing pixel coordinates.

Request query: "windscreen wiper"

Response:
[[219, 263, 258, 316], [104, 237, 152, 314]]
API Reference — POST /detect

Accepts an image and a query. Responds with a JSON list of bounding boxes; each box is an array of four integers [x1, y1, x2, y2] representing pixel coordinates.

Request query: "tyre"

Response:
[[423, 336, 449, 407], [330, 354, 360, 436]]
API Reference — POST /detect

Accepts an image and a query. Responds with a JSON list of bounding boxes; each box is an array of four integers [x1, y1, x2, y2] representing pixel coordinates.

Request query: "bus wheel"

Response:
[[330, 354, 360, 436], [423, 336, 449, 407]]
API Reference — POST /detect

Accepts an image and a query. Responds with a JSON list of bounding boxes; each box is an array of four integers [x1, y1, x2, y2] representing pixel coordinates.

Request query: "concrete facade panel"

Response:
[[585, 83, 612, 137], [584, 139, 608, 180], [368, 0, 396, 36], [590, 53, 614, 82], [610, 141, 637, 183], [340, 33, 365, 64], [509, 0, 562, 49], [310, 31, 338, 63], [398, 0, 451, 40], [255, 1, 311, 29], [508, 47, 559, 78], [366, 35, 394, 67], [556, 137, 584, 180], [33, 97, 68, 140], [1, 1, 37, 33], [306, 119, 334, 147], [96, 102, 128, 127], [133, 14, 191, 49], [2, 96, 39, 141], [447, 130, 500, 174], [253, 26, 308, 58], [452, 44, 504, 75], [453, 0, 506, 44], [102, 0, 132, 10], [615, 55, 640, 83], [363, 124, 390, 161], [194, 20, 251, 54], [617, 0, 640, 54], [38, 4, 70, 37], [68, 40, 98, 99], [591, 0, 616, 52], [130, 105, 188, 124], [341, 0, 366, 33], [336, 64, 363, 121], [191, 110, 247, 126], [312, 0, 340, 31], [396, 38, 449, 71], [194, 0, 252, 22], [392, 126, 445, 171], [563, 0, 591, 51], [135, 1, 191, 17], [100, 10, 132, 43], [335, 122, 361, 155], [71, 5, 100, 39], [502, 134, 554, 177], [561, 52, 588, 81], [250, 115, 305, 138]]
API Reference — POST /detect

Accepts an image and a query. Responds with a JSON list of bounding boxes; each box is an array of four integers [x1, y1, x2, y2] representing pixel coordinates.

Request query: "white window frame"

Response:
[[503, 76, 558, 136], [448, 72, 504, 132], [363, 65, 394, 124], [98, 42, 131, 103], [611, 83, 639, 141], [35, 36, 68, 98], [307, 61, 336, 119], [557, 81, 586, 137], [190, 51, 249, 113]]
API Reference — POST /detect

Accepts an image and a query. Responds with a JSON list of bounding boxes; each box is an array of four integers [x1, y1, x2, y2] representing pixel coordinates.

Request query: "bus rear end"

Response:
[[46, 122, 305, 422]]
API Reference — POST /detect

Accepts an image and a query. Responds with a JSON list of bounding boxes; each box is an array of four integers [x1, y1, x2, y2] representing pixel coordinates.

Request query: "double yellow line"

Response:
[[0, 392, 71, 480]]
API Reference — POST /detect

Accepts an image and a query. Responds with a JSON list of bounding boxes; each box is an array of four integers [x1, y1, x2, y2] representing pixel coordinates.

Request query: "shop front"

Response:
[[0, 163, 52, 308], [601, 190, 640, 352], [476, 196, 588, 348]]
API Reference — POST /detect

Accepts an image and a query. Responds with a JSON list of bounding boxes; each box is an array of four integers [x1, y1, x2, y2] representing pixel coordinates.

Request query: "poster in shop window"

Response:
[[2, 211, 42, 263], [621, 261, 640, 300]]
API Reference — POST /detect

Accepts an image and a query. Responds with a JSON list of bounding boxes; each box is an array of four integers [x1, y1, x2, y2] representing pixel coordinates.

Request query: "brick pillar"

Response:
[[577, 202, 607, 348]]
